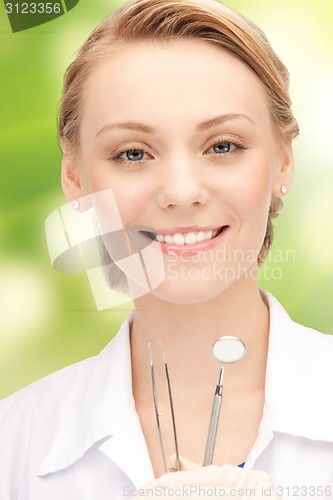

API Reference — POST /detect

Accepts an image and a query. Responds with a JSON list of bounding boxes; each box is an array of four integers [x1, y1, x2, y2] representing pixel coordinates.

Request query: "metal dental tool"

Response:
[[148, 342, 180, 473], [203, 336, 246, 466]]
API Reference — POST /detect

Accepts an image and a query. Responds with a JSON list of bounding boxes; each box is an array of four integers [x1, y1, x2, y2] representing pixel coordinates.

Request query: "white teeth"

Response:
[[173, 233, 185, 245], [184, 232, 197, 245], [197, 231, 206, 242], [156, 228, 221, 246]]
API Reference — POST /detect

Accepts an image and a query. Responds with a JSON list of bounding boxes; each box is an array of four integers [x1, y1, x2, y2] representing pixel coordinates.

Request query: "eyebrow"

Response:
[[95, 121, 154, 139], [95, 113, 255, 139], [197, 113, 255, 131]]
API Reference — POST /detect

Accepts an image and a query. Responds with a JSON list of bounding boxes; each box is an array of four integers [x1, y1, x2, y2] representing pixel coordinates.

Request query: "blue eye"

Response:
[[212, 142, 235, 154], [110, 147, 153, 165], [123, 149, 145, 161]]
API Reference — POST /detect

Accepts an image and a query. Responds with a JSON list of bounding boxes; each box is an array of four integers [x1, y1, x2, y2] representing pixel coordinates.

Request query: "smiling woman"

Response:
[[62, 38, 293, 304], [0, 1, 333, 499]]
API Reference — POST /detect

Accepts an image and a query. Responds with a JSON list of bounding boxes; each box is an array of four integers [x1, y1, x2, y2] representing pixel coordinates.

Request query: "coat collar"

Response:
[[262, 290, 333, 442], [37, 312, 154, 488], [38, 292, 333, 484]]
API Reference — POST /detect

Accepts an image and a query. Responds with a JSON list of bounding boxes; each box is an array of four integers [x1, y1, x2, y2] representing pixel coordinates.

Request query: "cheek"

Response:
[[114, 188, 152, 225], [78, 147, 156, 222], [235, 171, 273, 257], [218, 163, 273, 220], [240, 176, 272, 215], [238, 150, 274, 211], [86, 169, 155, 225]]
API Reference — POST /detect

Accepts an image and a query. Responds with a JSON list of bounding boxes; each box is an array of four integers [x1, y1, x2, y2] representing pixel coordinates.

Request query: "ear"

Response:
[[272, 141, 295, 197], [61, 140, 86, 202]]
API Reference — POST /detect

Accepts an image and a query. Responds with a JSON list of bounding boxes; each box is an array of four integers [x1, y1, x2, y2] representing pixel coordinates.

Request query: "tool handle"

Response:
[[203, 385, 223, 466]]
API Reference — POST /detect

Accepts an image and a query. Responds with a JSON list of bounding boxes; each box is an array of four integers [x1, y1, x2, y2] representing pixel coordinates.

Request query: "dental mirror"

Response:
[[203, 336, 246, 466], [212, 336, 246, 364]]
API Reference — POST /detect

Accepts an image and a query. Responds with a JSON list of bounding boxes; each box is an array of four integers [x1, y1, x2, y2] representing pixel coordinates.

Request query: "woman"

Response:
[[1, 0, 333, 498]]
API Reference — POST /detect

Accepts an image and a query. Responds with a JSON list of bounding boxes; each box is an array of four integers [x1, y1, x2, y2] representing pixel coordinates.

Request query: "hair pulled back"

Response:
[[59, 0, 299, 271]]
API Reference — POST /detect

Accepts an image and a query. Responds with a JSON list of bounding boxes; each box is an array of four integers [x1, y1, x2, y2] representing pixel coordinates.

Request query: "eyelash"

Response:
[[206, 140, 246, 158], [110, 146, 152, 165], [110, 139, 246, 165]]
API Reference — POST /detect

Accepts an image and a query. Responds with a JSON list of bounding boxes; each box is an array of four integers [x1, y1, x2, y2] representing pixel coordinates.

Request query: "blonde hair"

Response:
[[58, 0, 299, 285]]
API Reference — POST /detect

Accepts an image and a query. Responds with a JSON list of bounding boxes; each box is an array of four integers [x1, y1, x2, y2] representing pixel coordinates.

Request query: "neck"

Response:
[[131, 275, 270, 405]]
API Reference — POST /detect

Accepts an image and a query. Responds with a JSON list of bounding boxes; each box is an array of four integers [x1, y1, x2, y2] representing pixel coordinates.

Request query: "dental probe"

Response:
[[148, 343, 180, 473], [148, 342, 168, 473], [160, 342, 180, 472]]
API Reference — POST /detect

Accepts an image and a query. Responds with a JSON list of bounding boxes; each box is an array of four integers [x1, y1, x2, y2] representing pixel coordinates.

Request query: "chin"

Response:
[[149, 276, 230, 305]]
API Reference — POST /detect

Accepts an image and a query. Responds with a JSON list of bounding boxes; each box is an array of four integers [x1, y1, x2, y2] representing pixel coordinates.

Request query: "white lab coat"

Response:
[[0, 291, 333, 499]]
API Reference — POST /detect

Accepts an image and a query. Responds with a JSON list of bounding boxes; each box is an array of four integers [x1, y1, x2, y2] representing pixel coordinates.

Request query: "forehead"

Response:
[[81, 39, 271, 136]]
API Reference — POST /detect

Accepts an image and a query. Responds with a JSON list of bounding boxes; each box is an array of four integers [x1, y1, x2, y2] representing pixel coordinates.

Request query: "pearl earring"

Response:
[[281, 185, 288, 195], [73, 200, 80, 210]]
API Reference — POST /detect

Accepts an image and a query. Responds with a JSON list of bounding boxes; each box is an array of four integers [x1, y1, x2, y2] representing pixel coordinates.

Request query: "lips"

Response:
[[155, 227, 223, 246], [140, 225, 228, 255]]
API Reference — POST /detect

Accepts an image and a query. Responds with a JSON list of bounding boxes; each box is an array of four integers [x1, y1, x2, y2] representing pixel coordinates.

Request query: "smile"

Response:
[[155, 227, 223, 246], [141, 225, 228, 256]]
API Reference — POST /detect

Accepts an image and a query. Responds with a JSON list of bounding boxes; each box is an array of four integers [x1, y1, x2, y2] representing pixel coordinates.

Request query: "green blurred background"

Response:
[[0, 0, 332, 399]]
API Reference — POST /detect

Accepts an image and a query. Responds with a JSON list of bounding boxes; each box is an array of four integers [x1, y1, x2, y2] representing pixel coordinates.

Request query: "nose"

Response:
[[155, 155, 210, 210]]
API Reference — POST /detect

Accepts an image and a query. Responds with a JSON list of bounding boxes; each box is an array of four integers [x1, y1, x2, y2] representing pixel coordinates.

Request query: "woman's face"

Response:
[[63, 39, 293, 304]]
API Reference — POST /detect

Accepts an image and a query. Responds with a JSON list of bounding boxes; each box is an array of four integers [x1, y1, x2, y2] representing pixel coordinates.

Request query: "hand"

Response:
[[132, 455, 282, 499]]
